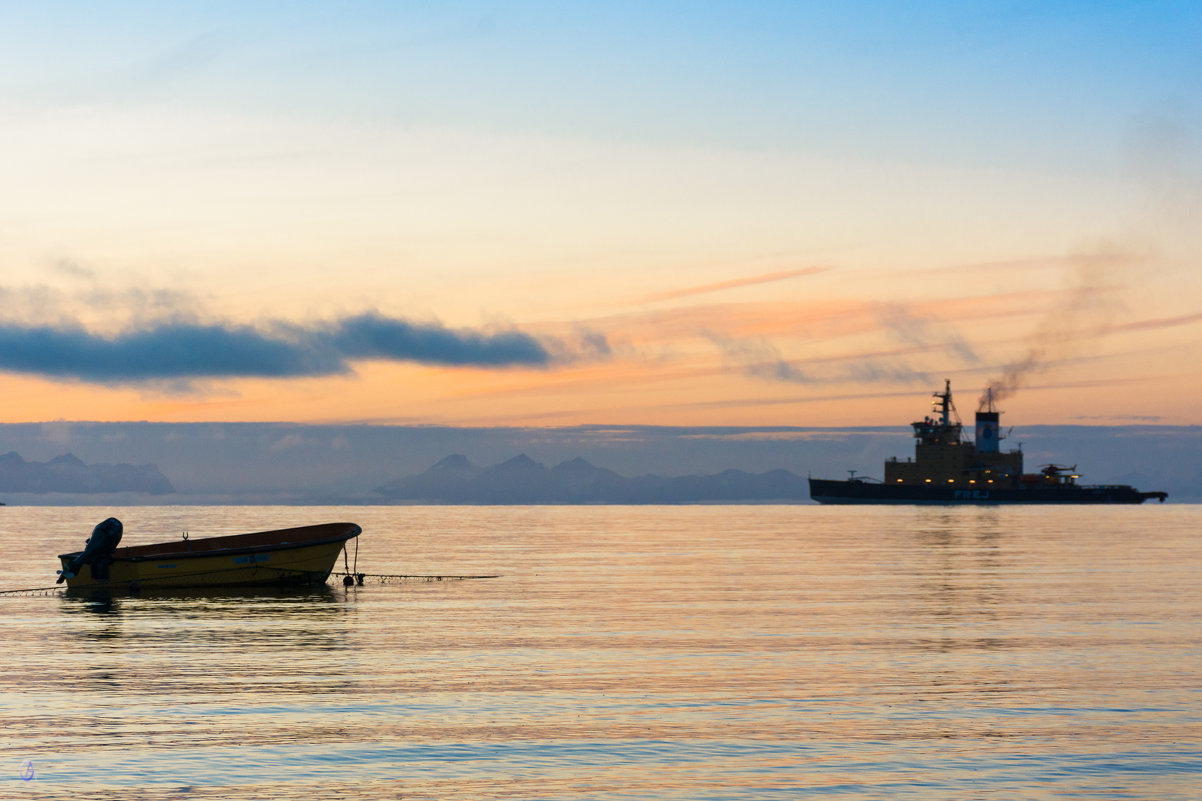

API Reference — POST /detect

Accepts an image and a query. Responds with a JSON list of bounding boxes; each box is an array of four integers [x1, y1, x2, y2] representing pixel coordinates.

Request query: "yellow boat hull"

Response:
[[57, 522, 361, 591]]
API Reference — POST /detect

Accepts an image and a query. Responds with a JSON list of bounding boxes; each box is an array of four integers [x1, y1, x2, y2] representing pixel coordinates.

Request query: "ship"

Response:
[[809, 380, 1167, 505]]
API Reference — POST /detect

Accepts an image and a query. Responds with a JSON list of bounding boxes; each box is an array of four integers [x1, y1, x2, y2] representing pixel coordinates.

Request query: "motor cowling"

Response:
[[57, 517, 123, 583]]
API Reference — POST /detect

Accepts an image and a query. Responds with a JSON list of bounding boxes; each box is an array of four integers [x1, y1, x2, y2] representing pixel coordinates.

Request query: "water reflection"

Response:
[[60, 583, 343, 610], [67, 592, 122, 615], [2, 505, 1198, 801], [902, 508, 1012, 633]]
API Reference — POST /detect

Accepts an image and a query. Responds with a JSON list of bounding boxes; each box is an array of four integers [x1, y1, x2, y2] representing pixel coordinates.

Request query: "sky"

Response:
[[2, 1, 1201, 429]]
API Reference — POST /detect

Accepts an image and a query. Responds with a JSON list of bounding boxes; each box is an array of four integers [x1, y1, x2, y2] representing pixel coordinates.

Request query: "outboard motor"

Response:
[[56, 517, 123, 583]]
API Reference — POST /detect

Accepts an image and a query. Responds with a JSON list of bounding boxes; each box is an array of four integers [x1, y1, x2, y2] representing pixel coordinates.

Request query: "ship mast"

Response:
[[981, 386, 996, 414], [912, 379, 964, 444], [935, 379, 953, 427]]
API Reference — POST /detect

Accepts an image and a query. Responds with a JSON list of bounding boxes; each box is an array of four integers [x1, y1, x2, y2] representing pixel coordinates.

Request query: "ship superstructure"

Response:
[[809, 381, 1167, 504], [882, 381, 1022, 491]]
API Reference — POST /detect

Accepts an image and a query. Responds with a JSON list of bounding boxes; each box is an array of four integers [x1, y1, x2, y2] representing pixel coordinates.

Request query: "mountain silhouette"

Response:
[[373, 455, 807, 504], [0, 451, 175, 494]]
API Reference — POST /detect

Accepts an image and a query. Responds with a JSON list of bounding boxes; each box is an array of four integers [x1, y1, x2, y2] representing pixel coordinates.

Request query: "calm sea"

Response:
[[2, 505, 1200, 800]]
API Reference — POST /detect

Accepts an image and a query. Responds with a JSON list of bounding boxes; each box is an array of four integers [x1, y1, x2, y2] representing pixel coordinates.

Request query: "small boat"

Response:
[[56, 519, 361, 591]]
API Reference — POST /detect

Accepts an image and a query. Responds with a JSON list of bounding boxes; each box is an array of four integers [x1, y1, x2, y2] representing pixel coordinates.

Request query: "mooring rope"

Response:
[[329, 571, 500, 584], [0, 586, 64, 597]]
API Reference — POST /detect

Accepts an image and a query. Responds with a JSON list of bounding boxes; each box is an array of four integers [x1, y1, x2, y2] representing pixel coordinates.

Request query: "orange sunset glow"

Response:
[[1, 5, 1200, 428]]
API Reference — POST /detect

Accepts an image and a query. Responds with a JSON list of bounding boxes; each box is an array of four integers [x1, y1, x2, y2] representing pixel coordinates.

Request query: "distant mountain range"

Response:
[[0, 421, 1191, 505], [0, 451, 174, 495], [372, 454, 809, 504]]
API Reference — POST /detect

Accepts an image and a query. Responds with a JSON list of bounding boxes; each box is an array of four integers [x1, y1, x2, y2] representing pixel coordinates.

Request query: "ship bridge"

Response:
[[910, 379, 965, 446], [885, 380, 1023, 488]]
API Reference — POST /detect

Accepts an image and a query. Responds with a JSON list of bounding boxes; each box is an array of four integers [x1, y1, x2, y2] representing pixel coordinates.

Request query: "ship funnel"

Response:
[[975, 387, 999, 453], [975, 410, 1000, 453]]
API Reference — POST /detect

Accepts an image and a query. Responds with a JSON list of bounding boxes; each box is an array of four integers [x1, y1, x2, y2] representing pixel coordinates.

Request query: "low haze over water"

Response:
[[3, 505, 1200, 800]]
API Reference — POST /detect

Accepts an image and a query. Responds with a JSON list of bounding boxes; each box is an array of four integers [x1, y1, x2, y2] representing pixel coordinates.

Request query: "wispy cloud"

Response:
[[706, 333, 937, 387], [0, 280, 206, 328], [708, 335, 810, 383], [876, 302, 978, 363], [589, 289, 1057, 351], [0, 312, 596, 383], [979, 242, 1136, 409], [49, 258, 96, 280], [1107, 310, 1202, 334], [641, 266, 830, 304]]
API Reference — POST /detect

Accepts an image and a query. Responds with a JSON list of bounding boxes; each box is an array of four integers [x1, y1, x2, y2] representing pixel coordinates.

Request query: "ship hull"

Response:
[[809, 479, 1166, 505]]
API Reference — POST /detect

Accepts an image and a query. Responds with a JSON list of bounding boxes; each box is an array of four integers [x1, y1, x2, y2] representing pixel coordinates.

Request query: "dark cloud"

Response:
[[328, 313, 552, 367], [0, 312, 580, 383], [0, 321, 341, 381]]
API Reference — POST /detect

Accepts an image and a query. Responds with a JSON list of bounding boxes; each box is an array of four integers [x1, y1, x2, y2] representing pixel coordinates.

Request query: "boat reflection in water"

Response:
[[809, 381, 1168, 505], [56, 520, 361, 592]]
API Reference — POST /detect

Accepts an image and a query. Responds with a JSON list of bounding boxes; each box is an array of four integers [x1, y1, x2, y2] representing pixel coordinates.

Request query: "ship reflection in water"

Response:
[[810, 380, 1168, 505], [4, 505, 1199, 799]]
